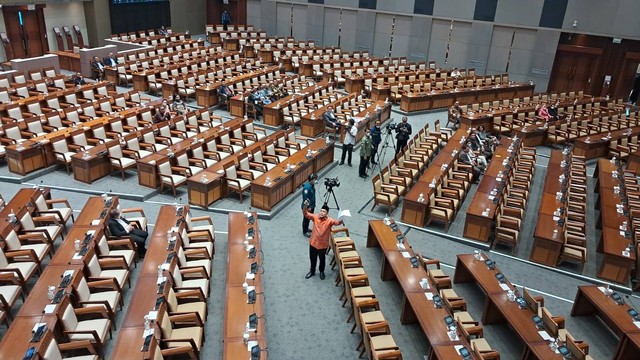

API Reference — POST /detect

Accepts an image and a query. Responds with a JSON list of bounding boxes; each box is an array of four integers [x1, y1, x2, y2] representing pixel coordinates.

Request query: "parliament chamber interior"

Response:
[[1, 0, 640, 359]]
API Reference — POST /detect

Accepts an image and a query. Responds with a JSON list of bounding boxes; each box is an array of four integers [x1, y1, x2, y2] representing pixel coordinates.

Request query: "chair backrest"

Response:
[[3, 230, 21, 250], [43, 336, 64, 360], [52, 138, 69, 153], [158, 161, 171, 175], [76, 276, 91, 302], [176, 153, 188, 167], [60, 302, 78, 331], [20, 212, 35, 230], [87, 255, 101, 277], [224, 164, 238, 179], [97, 234, 110, 255]]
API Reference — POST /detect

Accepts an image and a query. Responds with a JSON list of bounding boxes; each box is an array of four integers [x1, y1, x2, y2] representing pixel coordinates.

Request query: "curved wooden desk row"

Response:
[[341, 68, 476, 95], [224, 212, 266, 359], [530, 150, 576, 267], [255, 45, 362, 68], [463, 137, 520, 242], [401, 127, 466, 227], [453, 253, 569, 360], [366, 220, 479, 359], [399, 83, 535, 113], [574, 121, 640, 160], [594, 159, 637, 284], [571, 285, 640, 360], [262, 82, 332, 127], [0, 195, 119, 360], [0, 187, 51, 238], [195, 65, 281, 108], [3, 98, 164, 178]]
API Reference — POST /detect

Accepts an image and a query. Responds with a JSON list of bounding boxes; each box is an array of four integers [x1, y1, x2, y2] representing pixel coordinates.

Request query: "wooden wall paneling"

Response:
[[207, 0, 247, 27]]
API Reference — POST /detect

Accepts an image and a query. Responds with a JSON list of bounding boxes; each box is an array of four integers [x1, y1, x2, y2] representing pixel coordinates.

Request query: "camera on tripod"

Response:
[[386, 122, 397, 132], [324, 177, 340, 190]]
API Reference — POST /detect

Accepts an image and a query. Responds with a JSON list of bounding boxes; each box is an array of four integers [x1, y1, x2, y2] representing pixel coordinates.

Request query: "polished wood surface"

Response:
[[251, 139, 334, 211], [595, 159, 636, 284], [367, 220, 478, 358], [463, 137, 516, 242], [454, 254, 565, 359], [224, 213, 267, 359], [530, 150, 565, 266]]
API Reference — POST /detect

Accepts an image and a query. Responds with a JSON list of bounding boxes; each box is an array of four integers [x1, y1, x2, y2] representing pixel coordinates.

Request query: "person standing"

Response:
[[395, 116, 412, 154], [301, 173, 317, 237], [340, 118, 357, 166], [370, 120, 381, 165], [221, 10, 232, 29], [302, 202, 343, 280], [359, 131, 372, 178], [108, 208, 148, 258]]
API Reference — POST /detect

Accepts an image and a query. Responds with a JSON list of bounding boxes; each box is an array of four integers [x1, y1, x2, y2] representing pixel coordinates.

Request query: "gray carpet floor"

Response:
[[0, 70, 637, 359]]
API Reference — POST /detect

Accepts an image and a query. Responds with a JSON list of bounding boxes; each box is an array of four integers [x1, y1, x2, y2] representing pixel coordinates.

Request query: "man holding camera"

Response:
[[395, 116, 412, 154], [340, 118, 357, 166], [301, 173, 317, 237], [302, 201, 343, 280]]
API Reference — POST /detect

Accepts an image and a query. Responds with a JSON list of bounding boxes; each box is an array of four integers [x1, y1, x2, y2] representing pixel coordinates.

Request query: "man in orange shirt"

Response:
[[303, 202, 343, 280]]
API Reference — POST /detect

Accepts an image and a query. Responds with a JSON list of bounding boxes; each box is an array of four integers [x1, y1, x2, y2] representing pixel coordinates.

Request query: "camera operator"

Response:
[[301, 173, 317, 237], [395, 116, 412, 155], [370, 120, 381, 165], [340, 118, 357, 166]]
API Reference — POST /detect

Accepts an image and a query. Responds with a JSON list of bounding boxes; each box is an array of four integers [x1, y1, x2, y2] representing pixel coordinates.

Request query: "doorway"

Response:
[[2, 5, 49, 59]]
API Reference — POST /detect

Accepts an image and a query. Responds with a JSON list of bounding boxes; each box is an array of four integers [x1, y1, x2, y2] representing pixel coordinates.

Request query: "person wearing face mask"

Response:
[[301, 173, 318, 237], [108, 208, 148, 258], [302, 201, 344, 280]]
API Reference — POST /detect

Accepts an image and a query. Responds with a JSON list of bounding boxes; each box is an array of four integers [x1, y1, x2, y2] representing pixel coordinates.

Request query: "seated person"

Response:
[[450, 67, 461, 78], [108, 208, 147, 258], [469, 129, 493, 160], [548, 101, 559, 120], [217, 81, 234, 106], [322, 106, 341, 129], [459, 145, 484, 182], [72, 72, 86, 86], [475, 125, 498, 152], [153, 105, 171, 123], [537, 103, 550, 121], [171, 95, 187, 115], [103, 52, 118, 67], [90, 56, 105, 81], [448, 101, 462, 129]]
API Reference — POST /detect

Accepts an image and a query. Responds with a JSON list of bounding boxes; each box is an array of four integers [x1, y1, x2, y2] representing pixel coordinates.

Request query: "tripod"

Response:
[[372, 127, 396, 174], [322, 186, 340, 211]]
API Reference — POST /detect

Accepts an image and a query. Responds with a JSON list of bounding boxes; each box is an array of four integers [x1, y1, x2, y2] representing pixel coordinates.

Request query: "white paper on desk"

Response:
[[63, 270, 74, 278], [246, 272, 255, 280], [396, 243, 405, 250], [43, 304, 57, 314], [32, 323, 46, 332], [539, 330, 551, 341], [85, 230, 96, 236], [401, 251, 411, 258], [156, 276, 166, 284], [247, 340, 259, 351], [425, 292, 434, 300], [91, 220, 101, 226], [160, 263, 171, 271], [499, 283, 511, 291], [598, 286, 607, 293], [338, 209, 351, 220], [142, 328, 154, 339], [72, 253, 83, 260], [620, 230, 626, 236], [246, 286, 256, 293], [454, 345, 464, 353], [634, 321, 640, 329], [147, 311, 158, 321]]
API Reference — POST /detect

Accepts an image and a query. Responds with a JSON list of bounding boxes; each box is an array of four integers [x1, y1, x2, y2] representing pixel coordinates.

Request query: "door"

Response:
[[549, 45, 603, 94], [2, 5, 49, 59], [617, 53, 640, 101]]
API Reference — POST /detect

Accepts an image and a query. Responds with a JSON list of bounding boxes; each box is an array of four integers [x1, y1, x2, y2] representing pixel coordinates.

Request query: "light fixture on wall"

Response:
[[572, 20, 578, 29], [568, 20, 578, 41]]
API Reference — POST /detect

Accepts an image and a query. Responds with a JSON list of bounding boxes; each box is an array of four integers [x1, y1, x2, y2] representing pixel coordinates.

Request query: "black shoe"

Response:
[[305, 271, 315, 279], [304, 232, 311, 238], [319, 272, 325, 280], [348, 163, 352, 167], [339, 161, 344, 165]]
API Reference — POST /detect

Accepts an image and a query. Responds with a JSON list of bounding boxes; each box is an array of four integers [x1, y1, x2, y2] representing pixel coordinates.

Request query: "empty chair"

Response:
[[2, 229, 51, 270], [223, 162, 251, 202], [58, 299, 112, 358], [158, 160, 187, 197], [0, 246, 38, 293], [107, 142, 137, 180]]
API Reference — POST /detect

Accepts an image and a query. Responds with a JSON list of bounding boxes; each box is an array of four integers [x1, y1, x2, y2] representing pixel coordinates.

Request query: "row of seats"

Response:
[[330, 226, 403, 359]]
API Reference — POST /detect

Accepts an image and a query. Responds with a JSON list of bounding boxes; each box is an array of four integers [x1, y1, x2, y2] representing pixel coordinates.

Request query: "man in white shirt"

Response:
[[340, 118, 357, 166]]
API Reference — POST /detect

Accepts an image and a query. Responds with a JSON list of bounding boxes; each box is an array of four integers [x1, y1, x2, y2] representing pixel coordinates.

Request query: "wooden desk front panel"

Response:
[[71, 154, 111, 184], [6, 145, 46, 175], [196, 87, 218, 107], [229, 97, 245, 117]]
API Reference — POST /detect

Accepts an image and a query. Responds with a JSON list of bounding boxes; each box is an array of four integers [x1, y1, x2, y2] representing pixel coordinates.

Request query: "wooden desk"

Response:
[[615, 333, 640, 360], [224, 213, 267, 359], [51, 50, 81, 72], [5, 143, 48, 175], [401, 128, 466, 226], [229, 95, 245, 117], [111, 205, 188, 358], [454, 254, 564, 359], [595, 159, 636, 284], [574, 126, 640, 160], [366, 220, 477, 357], [463, 138, 516, 242], [71, 143, 111, 184], [529, 150, 565, 266], [251, 139, 334, 211], [0, 315, 58, 360]]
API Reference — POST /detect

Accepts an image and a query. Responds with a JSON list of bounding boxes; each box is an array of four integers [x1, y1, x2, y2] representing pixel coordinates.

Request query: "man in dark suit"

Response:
[[103, 52, 118, 67], [90, 56, 105, 81], [108, 208, 148, 258]]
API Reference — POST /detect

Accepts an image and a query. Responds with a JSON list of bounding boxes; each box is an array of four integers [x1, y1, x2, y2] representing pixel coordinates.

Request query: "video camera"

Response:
[[324, 177, 340, 190], [386, 122, 397, 132]]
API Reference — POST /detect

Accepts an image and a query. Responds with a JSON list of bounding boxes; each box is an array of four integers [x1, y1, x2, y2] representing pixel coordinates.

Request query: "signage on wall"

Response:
[[27, 4, 35, 10], [612, 38, 622, 44]]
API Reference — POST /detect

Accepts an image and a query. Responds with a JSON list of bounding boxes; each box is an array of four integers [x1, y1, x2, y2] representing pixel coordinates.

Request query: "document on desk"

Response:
[[43, 304, 57, 314], [401, 251, 411, 258], [424, 292, 434, 300], [538, 330, 551, 341], [499, 283, 510, 291], [634, 321, 640, 329]]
